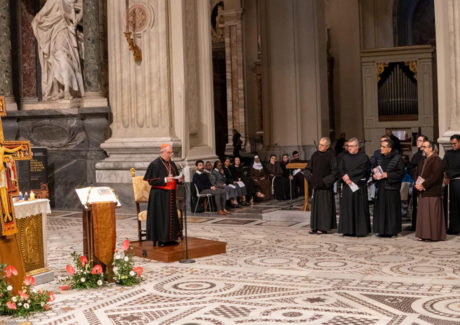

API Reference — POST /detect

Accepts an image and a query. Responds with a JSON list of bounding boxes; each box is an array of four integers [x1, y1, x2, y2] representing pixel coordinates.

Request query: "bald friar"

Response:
[[144, 144, 182, 247]]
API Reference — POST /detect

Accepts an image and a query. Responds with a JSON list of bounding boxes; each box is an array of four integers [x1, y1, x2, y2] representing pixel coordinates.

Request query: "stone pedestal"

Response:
[[4, 107, 110, 210]]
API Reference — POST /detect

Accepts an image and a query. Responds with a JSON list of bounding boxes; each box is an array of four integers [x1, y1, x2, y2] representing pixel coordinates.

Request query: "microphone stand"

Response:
[[179, 176, 195, 264]]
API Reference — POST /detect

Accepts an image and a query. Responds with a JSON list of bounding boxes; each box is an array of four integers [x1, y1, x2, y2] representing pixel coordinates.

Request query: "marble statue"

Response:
[[32, 0, 84, 100]]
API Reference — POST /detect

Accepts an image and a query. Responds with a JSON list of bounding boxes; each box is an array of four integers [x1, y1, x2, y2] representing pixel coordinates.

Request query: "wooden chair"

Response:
[[130, 168, 151, 242]]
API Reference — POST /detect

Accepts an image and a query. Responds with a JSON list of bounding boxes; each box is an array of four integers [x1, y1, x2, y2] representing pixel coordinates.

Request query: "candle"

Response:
[[126, 0, 129, 32]]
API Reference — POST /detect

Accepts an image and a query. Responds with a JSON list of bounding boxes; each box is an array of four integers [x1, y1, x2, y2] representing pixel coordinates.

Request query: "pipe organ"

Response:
[[361, 46, 436, 154]]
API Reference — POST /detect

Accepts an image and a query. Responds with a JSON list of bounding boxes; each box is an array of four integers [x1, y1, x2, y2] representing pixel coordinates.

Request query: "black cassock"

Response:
[[304, 149, 338, 232], [443, 149, 460, 233], [373, 151, 404, 236], [338, 151, 371, 236], [144, 157, 181, 243]]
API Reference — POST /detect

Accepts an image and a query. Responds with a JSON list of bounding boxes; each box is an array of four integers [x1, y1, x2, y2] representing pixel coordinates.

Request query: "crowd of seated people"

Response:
[[192, 153, 305, 214]]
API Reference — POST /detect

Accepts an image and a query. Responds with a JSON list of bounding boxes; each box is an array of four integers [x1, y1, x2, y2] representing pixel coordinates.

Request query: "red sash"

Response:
[[153, 179, 176, 190]]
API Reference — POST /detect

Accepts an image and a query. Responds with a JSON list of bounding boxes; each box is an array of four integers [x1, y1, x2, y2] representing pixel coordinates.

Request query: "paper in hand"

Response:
[[348, 182, 359, 192]]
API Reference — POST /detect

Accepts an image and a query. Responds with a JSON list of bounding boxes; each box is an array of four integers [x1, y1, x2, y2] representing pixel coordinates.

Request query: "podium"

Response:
[[82, 202, 117, 270], [285, 162, 310, 211], [14, 199, 53, 284]]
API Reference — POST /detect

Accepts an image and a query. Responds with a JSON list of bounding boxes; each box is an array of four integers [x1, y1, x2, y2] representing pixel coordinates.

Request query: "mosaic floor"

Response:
[[2, 203, 460, 324]]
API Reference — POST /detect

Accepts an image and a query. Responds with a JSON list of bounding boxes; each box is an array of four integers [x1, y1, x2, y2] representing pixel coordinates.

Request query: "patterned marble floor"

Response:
[[2, 207, 460, 324]]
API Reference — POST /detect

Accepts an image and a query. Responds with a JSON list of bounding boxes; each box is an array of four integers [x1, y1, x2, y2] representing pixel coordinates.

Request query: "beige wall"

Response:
[[325, 0, 363, 140], [359, 0, 395, 49], [261, 0, 329, 152]]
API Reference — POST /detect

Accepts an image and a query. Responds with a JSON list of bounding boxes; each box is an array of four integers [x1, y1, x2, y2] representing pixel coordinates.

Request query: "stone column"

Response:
[[435, 0, 460, 153], [223, 9, 246, 154], [0, 1, 17, 110], [83, 0, 108, 107], [97, 0, 216, 206], [261, 0, 328, 159]]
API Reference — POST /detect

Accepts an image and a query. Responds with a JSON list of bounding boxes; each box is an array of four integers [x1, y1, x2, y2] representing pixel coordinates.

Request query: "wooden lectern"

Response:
[[82, 202, 116, 271], [285, 161, 310, 211]]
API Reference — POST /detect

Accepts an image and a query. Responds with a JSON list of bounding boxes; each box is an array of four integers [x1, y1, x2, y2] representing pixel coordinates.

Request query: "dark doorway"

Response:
[[212, 47, 228, 159]]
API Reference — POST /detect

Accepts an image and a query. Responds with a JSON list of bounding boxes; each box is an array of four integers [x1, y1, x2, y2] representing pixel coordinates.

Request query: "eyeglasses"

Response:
[[450, 142, 457, 146], [380, 146, 389, 149], [420, 146, 427, 148]]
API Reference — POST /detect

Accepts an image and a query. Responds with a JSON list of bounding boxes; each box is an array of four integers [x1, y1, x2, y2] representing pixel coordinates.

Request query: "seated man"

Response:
[[231, 156, 256, 204], [193, 160, 228, 215]]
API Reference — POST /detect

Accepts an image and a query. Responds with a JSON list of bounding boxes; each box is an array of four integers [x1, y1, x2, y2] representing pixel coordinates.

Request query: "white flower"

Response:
[[124, 256, 129, 262], [24, 303, 30, 309], [41, 301, 45, 307], [113, 267, 119, 274], [12, 296, 17, 302], [7, 285, 12, 291], [114, 254, 121, 260], [97, 280, 103, 286], [80, 277, 86, 283], [129, 271, 135, 277], [18, 302, 22, 306]]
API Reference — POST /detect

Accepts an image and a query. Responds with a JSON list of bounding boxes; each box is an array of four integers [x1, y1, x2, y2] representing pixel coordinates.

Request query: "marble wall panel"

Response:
[[20, 0, 38, 98]]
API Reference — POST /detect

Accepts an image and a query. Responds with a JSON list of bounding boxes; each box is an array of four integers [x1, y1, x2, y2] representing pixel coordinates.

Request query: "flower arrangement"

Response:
[[0, 264, 54, 318], [61, 252, 106, 290], [112, 239, 143, 286]]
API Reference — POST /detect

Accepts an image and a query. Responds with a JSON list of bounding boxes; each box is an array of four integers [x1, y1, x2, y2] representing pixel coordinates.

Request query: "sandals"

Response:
[[309, 230, 317, 234]]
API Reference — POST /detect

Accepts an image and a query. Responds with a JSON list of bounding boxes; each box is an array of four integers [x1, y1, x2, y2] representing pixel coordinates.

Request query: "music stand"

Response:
[[285, 161, 309, 210], [179, 183, 195, 264]]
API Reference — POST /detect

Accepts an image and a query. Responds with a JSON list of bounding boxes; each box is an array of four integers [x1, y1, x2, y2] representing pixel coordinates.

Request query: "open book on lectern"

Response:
[[75, 186, 121, 209]]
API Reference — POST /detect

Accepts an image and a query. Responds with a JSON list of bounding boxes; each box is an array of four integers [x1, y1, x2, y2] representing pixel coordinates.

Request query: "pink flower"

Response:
[[45, 304, 49, 311], [79, 256, 88, 267], [66, 265, 75, 275], [5, 265, 18, 278], [48, 292, 55, 302], [24, 276, 36, 286], [132, 266, 143, 277], [6, 301, 17, 310], [60, 284, 71, 291], [121, 239, 130, 251], [18, 290, 29, 300], [91, 265, 103, 275]]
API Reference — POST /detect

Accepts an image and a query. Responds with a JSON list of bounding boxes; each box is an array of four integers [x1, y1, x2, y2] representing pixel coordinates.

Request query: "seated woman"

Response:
[[249, 155, 271, 200], [210, 160, 239, 208], [231, 156, 256, 204], [223, 157, 249, 206]]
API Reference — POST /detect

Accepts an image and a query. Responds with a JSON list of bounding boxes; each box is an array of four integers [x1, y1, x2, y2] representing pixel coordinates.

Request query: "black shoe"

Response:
[[158, 242, 166, 247]]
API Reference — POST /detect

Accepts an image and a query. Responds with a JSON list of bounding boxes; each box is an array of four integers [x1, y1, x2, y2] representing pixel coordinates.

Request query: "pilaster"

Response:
[[0, 1, 17, 110], [435, 0, 460, 154]]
